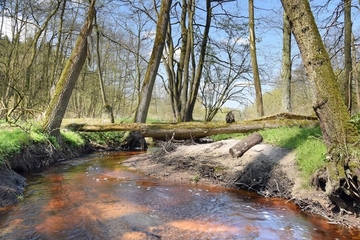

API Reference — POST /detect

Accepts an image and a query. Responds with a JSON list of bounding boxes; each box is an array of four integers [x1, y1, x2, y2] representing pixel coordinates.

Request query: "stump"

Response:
[[229, 133, 263, 158], [120, 131, 148, 151], [226, 111, 235, 123]]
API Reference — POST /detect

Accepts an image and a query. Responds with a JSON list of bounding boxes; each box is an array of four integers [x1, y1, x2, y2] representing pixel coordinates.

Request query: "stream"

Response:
[[0, 151, 359, 240]]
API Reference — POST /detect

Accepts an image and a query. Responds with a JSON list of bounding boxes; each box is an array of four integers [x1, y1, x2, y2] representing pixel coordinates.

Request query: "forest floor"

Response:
[[123, 139, 360, 228]]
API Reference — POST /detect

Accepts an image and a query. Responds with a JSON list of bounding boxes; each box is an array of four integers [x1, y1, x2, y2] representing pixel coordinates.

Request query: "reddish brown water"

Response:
[[0, 151, 360, 240]]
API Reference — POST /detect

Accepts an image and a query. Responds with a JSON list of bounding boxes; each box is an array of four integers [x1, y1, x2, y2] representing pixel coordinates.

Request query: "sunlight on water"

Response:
[[0, 151, 360, 239]]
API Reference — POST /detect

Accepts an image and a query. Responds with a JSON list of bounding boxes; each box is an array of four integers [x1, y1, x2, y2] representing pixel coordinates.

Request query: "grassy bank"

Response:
[[211, 126, 327, 184], [0, 121, 125, 166], [0, 120, 326, 185]]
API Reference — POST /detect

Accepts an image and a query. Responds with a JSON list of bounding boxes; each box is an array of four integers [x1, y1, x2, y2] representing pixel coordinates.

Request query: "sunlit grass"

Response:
[[211, 126, 327, 183], [61, 130, 85, 147], [0, 128, 31, 164], [79, 131, 125, 146], [258, 127, 326, 181], [0, 123, 87, 164], [211, 133, 247, 141]]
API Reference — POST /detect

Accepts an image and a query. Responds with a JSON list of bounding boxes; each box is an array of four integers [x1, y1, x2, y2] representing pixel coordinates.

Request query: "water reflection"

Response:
[[0, 151, 359, 239]]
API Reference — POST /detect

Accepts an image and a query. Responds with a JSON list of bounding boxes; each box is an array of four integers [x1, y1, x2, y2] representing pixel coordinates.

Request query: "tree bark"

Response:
[[249, 0, 264, 117], [281, 11, 292, 112], [134, 0, 172, 123], [67, 113, 318, 140], [281, 0, 360, 213], [344, 0, 352, 113], [42, 0, 96, 139], [183, 0, 211, 122], [229, 133, 263, 158], [94, 11, 114, 123]]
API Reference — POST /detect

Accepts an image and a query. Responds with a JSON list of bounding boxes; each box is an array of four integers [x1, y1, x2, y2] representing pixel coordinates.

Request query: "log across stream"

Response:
[[66, 113, 318, 140]]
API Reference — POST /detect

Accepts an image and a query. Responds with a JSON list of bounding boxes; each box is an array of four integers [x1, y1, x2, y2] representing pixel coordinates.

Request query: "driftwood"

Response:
[[65, 113, 318, 140], [229, 133, 263, 158]]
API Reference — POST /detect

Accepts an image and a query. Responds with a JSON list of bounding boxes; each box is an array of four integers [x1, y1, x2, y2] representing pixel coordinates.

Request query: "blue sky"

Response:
[[224, 0, 360, 109]]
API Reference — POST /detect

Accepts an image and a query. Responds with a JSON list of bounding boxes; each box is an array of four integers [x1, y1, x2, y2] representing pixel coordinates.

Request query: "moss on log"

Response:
[[66, 113, 318, 140]]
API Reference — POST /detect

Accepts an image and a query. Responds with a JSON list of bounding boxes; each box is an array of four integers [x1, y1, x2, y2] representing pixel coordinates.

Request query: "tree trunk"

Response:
[[94, 12, 114, 123], [184, 0, 210, 121], [281, 11, 292, 112], [281, 0, 360, 213], [249, 0, 264, 117], [134, 0, 172, 123], [67, 113, 318, 140], [24, 2, 60, 111], [49, 0, 67, 93], [229, 133, 263, 158], [354, 35, 360, 112], [344, 0, 352, 113], [42, 0, 96, 139]]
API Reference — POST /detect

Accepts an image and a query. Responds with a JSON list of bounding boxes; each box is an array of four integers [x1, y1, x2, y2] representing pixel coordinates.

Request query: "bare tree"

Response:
[[163, 0, 223, 122], [200, 25, 251, 121]]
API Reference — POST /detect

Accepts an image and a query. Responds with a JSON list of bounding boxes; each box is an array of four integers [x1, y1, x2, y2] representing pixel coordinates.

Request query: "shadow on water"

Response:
[[0, 150, 360, 239]]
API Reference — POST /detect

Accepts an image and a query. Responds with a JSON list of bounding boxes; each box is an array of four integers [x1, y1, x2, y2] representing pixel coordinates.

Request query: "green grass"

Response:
[[0, 128, 32, 164], [211, 126, 327, 183], [79, 131, 125, 145], [0, 124, 88, 164], [211, 133, 247, 141], [258, 127, 326, 180], [61, 130, 85, 147]]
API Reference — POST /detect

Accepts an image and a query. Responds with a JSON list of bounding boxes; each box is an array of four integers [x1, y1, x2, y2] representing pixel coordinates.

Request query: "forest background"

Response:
[[2, 0, 360, 125]]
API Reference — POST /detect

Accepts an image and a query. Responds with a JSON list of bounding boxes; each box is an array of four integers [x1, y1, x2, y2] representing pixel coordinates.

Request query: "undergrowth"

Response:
[[0, 123, 88, 165], [79, 132, 125, 146], [0, 129, 31, 164]]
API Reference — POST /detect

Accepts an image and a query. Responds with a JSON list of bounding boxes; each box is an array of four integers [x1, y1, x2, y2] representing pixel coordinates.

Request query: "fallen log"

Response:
[[229, 133, 263, 158], [65, 113, 318, 140]]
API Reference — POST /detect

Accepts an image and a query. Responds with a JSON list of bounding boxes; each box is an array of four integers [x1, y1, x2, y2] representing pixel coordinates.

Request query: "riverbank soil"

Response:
[[123, 139, 360, 228]]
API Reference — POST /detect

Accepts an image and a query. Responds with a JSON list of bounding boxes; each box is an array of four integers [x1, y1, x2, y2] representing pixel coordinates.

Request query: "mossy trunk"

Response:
[[344, 0, 352, 112], [42, 0, 96, 139], [281, 11, 292, 112], [282, 0, 360, 213], [134, 0, 171, 123], [67, 113, 318, 140]]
